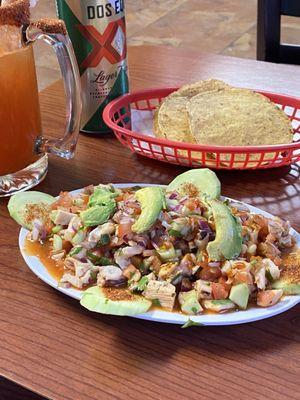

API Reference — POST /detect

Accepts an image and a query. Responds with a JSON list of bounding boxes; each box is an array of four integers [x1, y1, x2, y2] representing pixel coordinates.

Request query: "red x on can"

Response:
[[76, 17, 126, 69]]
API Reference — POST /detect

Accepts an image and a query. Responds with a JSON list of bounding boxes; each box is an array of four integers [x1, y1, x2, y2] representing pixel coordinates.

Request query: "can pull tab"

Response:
[[22, 20, 82, 159]]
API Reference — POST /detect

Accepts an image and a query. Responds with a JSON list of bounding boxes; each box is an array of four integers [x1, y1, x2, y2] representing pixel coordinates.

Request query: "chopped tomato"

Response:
[[184, 198, 201, 212], [211, 282, 229, 300], [218, 276, 232, 291], [117, 220, 133, 239], [115, 194, 125, 202], [272, 257, 282, 267], [82, 194, 89, 204], [123, 192, 132, 201], [126, 203, 141, 215], [197, 252, 209, 269], [198, 266, 221, 281], [51, 192, 73, 210], [234, 262, 248, 270]]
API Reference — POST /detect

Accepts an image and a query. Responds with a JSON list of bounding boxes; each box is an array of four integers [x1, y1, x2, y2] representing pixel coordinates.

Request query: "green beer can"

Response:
[[56, 0, 129, 134]]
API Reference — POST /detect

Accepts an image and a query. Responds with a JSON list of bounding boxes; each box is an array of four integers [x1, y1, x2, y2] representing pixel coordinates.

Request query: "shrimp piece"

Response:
[[254, 266, 266, 290], [233, 270, 253, 285], [262, 258, 280, 281], [258, 241, 281, 260], [257, 289, 283, 307], [114, 245, 144, 269], [251, 214, 269, 238]]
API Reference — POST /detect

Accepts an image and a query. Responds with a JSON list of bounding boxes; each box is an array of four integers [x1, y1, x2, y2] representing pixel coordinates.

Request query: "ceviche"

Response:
[[9, 169, 300, 316]]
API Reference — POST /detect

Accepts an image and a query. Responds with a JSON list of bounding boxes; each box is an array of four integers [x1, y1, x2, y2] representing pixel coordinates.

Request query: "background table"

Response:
[[1, 46, 300, 400]]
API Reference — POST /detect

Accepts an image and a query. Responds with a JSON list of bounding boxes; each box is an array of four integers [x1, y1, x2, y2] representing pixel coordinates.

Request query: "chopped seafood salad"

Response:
[[8, 169, 300, 316]]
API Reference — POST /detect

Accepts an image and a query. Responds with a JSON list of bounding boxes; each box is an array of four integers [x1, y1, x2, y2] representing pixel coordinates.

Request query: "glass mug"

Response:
[[0, 22, 81, 196]]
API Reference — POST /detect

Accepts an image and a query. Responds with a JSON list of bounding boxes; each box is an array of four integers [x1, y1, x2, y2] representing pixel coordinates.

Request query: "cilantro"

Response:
[[191, 307, 198, 314], [181, 318, 204, 328], [127, 272, 136, 287], [69, 246, 82, 256], [223, 199, 230, 206], [52, 225, 63, 234], [265, 269, 274, 282], [98, 234, 110, 246], [152, 299, 161, 307], [168, 229, 182, 238], [135, 276, 149, 292], [139, 260, 150, 273], [87, 252, 116, 266], [90, 270, 98, 281]]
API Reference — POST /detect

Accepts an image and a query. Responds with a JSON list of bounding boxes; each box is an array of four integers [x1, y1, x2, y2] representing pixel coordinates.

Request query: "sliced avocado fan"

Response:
[[80, 286, 152, 316], [132, 187, 164, 234], [207, 199, 242, 261], [166, 168, 221, 199], [8, 191, 55, 229]]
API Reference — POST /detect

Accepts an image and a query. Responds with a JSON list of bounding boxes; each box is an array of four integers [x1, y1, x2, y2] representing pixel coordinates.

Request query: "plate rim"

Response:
[[19, 183, 300, 326]]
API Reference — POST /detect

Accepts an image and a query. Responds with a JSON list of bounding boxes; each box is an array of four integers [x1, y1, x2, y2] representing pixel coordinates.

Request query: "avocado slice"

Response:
[[272, 281, 300, 295], [88, 186, 117, 207], [229, 283, 250, 309], [207, 199, 242, 261], [179, 290, 203, 315], [166, 168, 221, 199], [80, 201, 116, 227], [272, 254, 300, 294], [131, 187, 164, 234], [80, 286, 152, 316], [202, 299, 236, 312], [8, 191, 55, 229]]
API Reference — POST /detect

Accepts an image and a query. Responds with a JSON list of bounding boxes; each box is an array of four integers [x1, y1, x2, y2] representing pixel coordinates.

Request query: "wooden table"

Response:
[[1, 46, 300, 400]]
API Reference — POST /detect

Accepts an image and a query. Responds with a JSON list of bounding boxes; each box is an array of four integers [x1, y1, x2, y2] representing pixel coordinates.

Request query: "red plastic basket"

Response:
[[103, 87, 300, 170]]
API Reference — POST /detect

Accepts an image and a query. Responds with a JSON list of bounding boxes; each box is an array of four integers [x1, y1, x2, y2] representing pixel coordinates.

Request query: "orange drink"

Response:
[[0, 0, 81, 196], [0, 43, 41, 175]]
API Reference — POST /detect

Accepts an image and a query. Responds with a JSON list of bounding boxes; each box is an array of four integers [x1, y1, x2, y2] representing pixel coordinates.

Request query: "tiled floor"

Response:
[[30, 0, 300, 90]]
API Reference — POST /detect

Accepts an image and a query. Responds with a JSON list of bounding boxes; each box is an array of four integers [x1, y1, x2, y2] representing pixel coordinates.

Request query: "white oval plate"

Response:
[[19, 184, 300, 326]]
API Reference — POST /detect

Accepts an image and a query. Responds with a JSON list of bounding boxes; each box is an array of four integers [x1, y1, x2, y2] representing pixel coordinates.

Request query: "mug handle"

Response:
[[23, 21, 82, 159]]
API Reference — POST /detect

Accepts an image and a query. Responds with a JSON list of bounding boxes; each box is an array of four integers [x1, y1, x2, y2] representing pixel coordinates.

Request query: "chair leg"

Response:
[[257, 0, 281, 62]]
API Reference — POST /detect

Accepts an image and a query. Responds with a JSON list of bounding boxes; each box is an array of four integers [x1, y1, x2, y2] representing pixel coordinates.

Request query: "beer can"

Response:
[[55, 0, 129, 135]]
